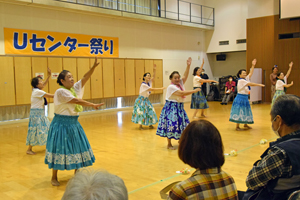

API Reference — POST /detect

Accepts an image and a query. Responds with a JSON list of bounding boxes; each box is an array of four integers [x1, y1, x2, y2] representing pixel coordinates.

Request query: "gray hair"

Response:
[[271, 94, 300, 126], [62, 168, 128, 200]]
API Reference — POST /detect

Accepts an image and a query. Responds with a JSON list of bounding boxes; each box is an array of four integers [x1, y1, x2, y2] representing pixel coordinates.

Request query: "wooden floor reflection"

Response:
[[0, 102, 275, 200]]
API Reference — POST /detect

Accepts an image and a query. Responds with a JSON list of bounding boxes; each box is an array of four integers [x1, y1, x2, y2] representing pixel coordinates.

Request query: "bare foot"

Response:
[[167, 146, 176, 150], [139, 125, 144, 130], [26, 150, 36, 155], [193, 116, 199, 119], [149, 125, 154, 129], [51, 179, 60, 186], [244, 125, 252, 129], [236, 127, 243, 131], [201, 115, 207, 118]]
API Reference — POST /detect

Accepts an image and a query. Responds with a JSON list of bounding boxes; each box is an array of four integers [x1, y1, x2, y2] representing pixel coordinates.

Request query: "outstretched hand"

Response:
[[93, 57, 100, 68], [290, 81, 294, 85], [252, 59, 257, 66], [153, 64, 157, 70], [195, 88, 201, 92], [187, 57, 192, 66], [93, 103, 105, 110], [289, 62, 293, 68], [47, 67, 51, 76]]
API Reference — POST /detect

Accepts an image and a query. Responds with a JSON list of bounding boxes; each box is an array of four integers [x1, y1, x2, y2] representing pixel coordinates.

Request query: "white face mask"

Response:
[[272, 117, 281, 137]]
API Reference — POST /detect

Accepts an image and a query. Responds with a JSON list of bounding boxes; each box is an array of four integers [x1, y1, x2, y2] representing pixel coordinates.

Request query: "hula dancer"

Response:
[[26, 67, 54, 155], [131, 63, 166, 130], [229, 59, 265, 131], [191, 59, 218, 118], [156, 57, 201, 150], [45, 57, 104, 186], [271, 62, 293, 107]]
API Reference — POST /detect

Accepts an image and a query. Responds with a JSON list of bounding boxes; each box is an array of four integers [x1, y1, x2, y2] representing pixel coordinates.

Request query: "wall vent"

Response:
[[236, 39, 246, 44], [219, 41, 229, 45]]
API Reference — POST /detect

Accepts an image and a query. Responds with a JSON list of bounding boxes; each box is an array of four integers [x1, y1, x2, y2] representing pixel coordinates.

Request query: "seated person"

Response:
[[62, 168, 128, 200], [168, 120, 238, 200], [239, 94, 300, 200], [221, 76, 236, 105]]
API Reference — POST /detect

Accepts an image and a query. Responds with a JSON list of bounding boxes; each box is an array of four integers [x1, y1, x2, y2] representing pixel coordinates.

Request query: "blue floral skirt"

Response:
[[26, 108, 49, 146], [271, 90, 285, 108], [190, 87, 209, 109], [131, 95, 158, 125], [45, 114, 95, 170], [229, 94, 254, 124], [156, 101, 190, 140]]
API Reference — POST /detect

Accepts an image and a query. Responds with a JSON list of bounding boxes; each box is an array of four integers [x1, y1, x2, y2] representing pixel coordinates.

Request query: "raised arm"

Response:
[[181, 57, 192, 84], [43, 67, 51, 87], [81, 57, 100, 87], [199, 58, 205, 73], [151, 64, 156, 81], [248, 59, 256, 79], [285, 62, 293, 79]]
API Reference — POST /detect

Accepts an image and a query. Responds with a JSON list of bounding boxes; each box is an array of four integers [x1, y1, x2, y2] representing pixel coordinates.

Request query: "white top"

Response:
[[237, 75, 250, 94], [166, 79, 185, 103], [275, 76, 287, 91], [193, 76, 202, 87], [139, 80, 152, 98], [31, 88, 46, 109], [54, 80, 84, 116]]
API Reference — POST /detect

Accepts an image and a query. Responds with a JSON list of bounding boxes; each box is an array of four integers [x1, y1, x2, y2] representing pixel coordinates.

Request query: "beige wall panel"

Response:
[[153, 60, 163, 94], [14, 57, 32, 105], [125, 59, 136, 96], [63, 58, 77, 82], [77, 58, 91, 100], [114, 59, 125, 97], [90, 58, 103, 99], [31, 57, 49, 93], [103, 59, 115, 98], [135, 60, 145, 95], [48, 57, 62, 103], [0, 57, 15, 106]]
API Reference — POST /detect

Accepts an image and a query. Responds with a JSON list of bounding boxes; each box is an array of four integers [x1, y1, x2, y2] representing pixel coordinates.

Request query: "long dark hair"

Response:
[[57, 70, 70, 86], [193, 67, 199, 76]]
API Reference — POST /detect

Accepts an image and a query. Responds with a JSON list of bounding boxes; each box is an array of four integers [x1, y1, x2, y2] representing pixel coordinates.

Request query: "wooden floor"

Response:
[[0, 102, 276, 200]]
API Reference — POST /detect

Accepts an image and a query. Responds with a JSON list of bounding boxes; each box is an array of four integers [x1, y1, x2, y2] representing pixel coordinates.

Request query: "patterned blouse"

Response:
[[168, 168, 238, 200]]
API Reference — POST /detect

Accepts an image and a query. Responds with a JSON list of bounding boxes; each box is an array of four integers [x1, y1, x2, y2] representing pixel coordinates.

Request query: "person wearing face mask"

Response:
[[229, 59, 265, 131], [271, 62, 293, 107], [238, 94, 300, 200], [221, 76, 236, 105], [131, 64, 166, 130], [156, 57, 200, 150], [200, 68, 209, 97], [45, 57, 104, 186]]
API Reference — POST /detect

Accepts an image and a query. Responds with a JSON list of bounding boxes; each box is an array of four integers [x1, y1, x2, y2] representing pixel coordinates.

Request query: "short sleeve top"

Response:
[[276, 76, 287, 91], [54, 80, 84, 116], [31, 89, 46, 109], [166, 79, 185, 103], [193, 76, 202, 87], [237, 75, 250, 95], [139, 80, 152, 97]]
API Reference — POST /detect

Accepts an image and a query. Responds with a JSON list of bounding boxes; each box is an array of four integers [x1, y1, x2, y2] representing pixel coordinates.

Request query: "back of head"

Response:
[[193, 67, 199, 76], [271, 94, 300, 127], [178, 120, 224, 170], [62, 169, 128, 200]]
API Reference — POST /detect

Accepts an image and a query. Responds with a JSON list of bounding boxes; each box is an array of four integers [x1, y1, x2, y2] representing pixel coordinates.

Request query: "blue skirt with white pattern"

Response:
[[271, 90, 285, 108], [26, 108, 49, 146], [45, 114, 95, 170], [156, 101, 190, 140], [229, 94, 253, 124], [131, 95, 158, 125], [190, 87, 209, 109]]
